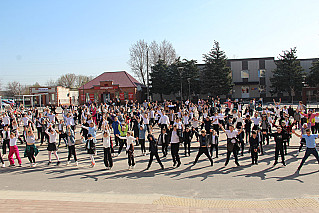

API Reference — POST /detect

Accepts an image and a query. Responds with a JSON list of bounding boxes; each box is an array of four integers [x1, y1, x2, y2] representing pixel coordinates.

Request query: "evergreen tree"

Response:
[[202, 41, 232, 97], [307, 60, 319, 87], [270, 47, 304, 99], [168, 58, 200, 101], [149, 59, 170, 101]]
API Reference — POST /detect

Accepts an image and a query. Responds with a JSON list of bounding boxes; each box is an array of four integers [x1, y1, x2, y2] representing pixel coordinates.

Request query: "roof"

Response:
[[80, 71, 144, 89]]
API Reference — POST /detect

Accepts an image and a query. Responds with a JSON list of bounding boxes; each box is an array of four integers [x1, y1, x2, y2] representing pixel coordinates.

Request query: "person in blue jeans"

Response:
[[292, 129, 319, 172]]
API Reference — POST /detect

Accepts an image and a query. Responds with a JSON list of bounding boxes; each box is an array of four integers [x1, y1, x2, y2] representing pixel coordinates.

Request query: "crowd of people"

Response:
[[1, 97, 319, 174]]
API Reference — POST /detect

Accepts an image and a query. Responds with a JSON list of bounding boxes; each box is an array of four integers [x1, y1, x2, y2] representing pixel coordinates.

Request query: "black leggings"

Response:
[[225, 148, 239, 166], [118, 139, 127, 154], [128, 150, 135, 166], [298, 148, 319, 170], [171, 143, 181, 165], [2, 139, 9, 155], [139, 139, 146, 153], [162, 143, 168, 157], [184, 141, 190, 155], [275, 146, 285, 164], [27, 146, 36, 163], [104, 147, 113, 168], [147, 152, 163, 168], [194, 147, 213, 165], [36, 127, 42, 140], [0, 152, 4, 164], [210, 144, 218, 157], [67, 145, 77, 162], [251, 149, 258, 164], [245, 129, 251, 143]]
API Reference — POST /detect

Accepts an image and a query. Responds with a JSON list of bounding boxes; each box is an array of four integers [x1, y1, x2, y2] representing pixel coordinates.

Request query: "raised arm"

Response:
[[291, 129, 302, 138], [81, 125, 89, 130], [218, 123, 226, 133]]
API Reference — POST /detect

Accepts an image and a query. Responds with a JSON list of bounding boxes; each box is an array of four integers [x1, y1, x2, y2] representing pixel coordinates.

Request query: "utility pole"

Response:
[[146, 45, 150, 102], [177, 67, 184, 102], [187, 78, 191, 100]]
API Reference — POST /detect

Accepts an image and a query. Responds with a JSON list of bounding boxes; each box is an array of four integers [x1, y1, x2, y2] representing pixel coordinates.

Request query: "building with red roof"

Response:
[[78, 71, 146, 104]]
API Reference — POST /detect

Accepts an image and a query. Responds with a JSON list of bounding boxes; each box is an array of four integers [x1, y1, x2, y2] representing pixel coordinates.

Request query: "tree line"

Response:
[[2, 74, 93, 97], [129, 40, 319, 101]]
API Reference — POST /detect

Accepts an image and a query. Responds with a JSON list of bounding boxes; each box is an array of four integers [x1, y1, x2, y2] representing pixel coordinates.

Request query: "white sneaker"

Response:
[[32, 163, 37, 167], [2, 164, 5, 168], [66, 161, 70, 165], [128, 166, 131, 170], [29, 163, 33, 167], [75, 161, 78, 166]]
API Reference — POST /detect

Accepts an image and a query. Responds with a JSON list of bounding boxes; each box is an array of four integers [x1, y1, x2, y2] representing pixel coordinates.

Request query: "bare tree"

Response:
[[128, 39, 177, 85], [76, 75, 94, 88], [151, 40, 177, 65], [6, 81, 25, 96], [149, 41, 160, 66], [57, 73, 77, 88], [128, 40, 148, 85], [46, 79, 57, 87]]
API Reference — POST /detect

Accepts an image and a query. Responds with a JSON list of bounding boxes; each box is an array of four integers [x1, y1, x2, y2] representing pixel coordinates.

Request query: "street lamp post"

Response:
[[177, 67, 184, 102], [187, 78, 191, 101]]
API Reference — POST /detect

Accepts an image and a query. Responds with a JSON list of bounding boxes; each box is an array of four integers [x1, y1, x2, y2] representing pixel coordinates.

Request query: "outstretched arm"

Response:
[[291, 129, 302, 138], [219, 123, 226, 133]]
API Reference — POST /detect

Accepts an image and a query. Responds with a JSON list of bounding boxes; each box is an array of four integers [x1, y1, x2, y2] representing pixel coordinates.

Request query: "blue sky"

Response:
[[0, 0, 318, 86]]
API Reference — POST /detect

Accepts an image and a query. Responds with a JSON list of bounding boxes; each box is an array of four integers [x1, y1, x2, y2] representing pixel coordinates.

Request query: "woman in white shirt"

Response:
[[45, 127, 60, 166], [219, 123, 243, 167], [8, 130, 22, 167], [102, 130, 113, 169], [118, 131, 135, 170], [25, 127, 39, 167]]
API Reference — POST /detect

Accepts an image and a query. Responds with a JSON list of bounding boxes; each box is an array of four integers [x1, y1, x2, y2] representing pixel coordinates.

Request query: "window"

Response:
[[241, 86, 249, 98], [259, 60, 265, 69], [258, 69, 266, 78], [51, 94, 55, 101], [241, 70, 249, 79], [260, 77, 265, 85], [242, 60, 248, 70], [241, 86, 249, 94]]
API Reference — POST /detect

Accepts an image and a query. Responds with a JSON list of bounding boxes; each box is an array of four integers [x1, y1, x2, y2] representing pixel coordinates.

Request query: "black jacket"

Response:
[[148, 134, 158, 153], [183, 130, 193, 143], [249, 136, 259, 149], [198, 135, 209, 147]]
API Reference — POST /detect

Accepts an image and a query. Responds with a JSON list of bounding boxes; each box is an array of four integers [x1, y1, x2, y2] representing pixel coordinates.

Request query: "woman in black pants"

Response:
[[146, 129, 164, 170], [35, 114, 43, 140], [193, 129, 213, 166], [249, 131, 259, 165], [169, 125, 181, 168], [244, 115, 252, 144], [66, 127, 78, 166], [102, 130, 113, 169], [183, 127, 192, 156]]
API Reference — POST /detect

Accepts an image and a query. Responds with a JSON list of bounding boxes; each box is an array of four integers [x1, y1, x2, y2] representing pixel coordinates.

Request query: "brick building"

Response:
[[78, 71, 145, 104]]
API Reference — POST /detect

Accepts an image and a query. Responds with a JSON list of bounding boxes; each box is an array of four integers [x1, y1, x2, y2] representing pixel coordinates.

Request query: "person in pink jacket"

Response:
[[301, 110, 319, 133]]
